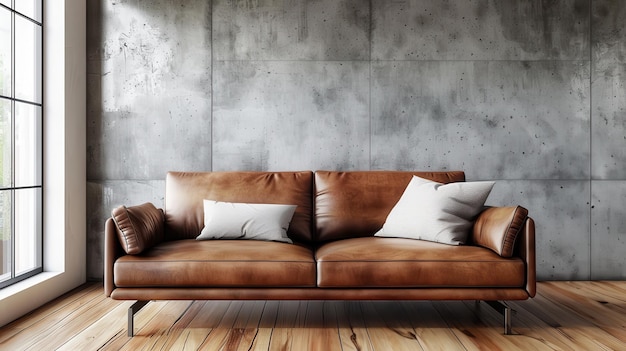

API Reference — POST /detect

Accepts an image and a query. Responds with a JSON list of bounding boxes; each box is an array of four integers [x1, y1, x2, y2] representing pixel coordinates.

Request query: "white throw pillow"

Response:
[[374, 176, 495, 245], [197, 200, 297, 243]]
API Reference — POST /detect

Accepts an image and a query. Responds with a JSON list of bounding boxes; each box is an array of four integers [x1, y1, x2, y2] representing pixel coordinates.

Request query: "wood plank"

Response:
[[285, 300, 310, 351], [163, 300, 233, 350], [289, 301, 342, 351], [600, 281, 626, 298], [228, 300, 266, 351], [195, 301, 245, 350], [361, 301, 424, 351], [268, 300, 302, 351], [239, 301, 272, 350], [336, 300, 374, 351], [402, 301, 467, 351], [247, 300, 279, 351], [157, 300, 208, 351]]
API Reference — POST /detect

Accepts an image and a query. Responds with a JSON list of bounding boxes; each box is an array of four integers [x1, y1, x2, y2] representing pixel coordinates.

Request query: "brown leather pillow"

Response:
[[111, 203, 164, 255], [472, 206, 528, 257]]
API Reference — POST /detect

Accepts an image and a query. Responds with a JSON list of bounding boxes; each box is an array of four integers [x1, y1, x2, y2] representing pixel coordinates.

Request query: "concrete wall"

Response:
[[86, 0, 626, 280]]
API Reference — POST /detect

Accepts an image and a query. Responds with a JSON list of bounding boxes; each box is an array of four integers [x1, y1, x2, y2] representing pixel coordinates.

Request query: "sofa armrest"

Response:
[[472, 206, 528, 258], [104, 217, 123, 297], [518, 217, 536, 297], [472, 206, 536, 298], [106, 202, 165, 297], [111, 202, 165, 255]]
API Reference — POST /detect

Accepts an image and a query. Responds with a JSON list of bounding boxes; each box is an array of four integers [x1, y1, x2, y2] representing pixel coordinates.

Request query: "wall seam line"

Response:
[[369, 0, 372, 170], [589, 0, 593, 280], [210, 0, 214, 172]]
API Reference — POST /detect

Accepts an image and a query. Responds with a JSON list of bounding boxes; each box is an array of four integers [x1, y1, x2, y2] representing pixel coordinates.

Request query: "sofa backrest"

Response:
[[165, 171, 314, 242], [314, 171, 465, 242]]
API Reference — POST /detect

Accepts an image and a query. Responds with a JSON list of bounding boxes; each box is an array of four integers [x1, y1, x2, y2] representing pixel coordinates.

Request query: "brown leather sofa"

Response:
[[104, 171, 535, 336]]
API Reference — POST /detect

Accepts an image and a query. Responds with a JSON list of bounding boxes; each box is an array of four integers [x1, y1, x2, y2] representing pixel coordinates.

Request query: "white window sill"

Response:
[[0, 272, 63, 301]]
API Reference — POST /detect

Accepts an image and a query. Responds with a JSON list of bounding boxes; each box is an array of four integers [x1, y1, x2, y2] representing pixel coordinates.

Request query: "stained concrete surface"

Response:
[[591, 181, 626, 279], [372, 0, 589, 61], [213, 0, 370, 61], [212, 61, 370, 171], [371, 60, 590, 180], [87, 0, 212, 180], [592, 0, 626, 180]]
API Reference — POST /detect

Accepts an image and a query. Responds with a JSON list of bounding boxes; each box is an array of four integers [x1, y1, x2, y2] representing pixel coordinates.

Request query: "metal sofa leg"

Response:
[[482, 300, 513, 335], [128, 300, 149, 337]]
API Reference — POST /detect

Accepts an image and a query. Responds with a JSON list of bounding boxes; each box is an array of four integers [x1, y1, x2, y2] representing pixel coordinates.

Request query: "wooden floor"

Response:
[[1, 282, 625, 350]]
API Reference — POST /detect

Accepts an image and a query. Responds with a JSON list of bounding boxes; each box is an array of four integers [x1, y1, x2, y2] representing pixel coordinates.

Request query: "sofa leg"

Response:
[[128, 300, 149, 337], [482, 300, 513, 335]]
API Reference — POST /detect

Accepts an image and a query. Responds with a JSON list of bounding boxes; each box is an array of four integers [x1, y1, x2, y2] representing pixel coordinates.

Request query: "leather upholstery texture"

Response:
[[314, 171, 465, 242], [316, 237, 525, 287], [472, 206, 529, 257], [114, 239, 316, 287], [165, 171, 313, 242], [111, 287, 531, 301], [111, 202, 164, 255]]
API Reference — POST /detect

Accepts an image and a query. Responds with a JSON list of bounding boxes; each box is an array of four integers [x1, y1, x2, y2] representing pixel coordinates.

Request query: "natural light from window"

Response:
[[0, 0, 43, 289]]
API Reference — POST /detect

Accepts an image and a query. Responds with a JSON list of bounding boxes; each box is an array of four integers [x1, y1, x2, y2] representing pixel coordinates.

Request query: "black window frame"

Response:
[[0, 1, 44, 290]]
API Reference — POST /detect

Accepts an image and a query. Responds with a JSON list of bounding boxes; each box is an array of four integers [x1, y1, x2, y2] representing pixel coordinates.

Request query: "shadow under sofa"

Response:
[[104, 170, 536, 336]]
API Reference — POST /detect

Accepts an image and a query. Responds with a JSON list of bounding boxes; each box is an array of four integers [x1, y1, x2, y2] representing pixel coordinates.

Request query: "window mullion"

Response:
[[10, 0, 15, 282]]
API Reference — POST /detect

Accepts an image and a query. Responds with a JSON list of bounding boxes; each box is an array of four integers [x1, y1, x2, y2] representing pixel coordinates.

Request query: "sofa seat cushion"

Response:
[[114, 240, 316, 288], [316, 237, 525, 288]]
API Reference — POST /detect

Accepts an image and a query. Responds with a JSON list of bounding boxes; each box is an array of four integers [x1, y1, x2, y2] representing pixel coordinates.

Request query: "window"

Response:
[[0, 1, 43, 289]]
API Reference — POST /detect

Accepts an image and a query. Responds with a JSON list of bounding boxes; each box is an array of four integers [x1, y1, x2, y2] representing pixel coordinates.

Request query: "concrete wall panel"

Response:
[[592, 1, 626, 179], [371, 61, 590, 179], [213, 0, 370, 60], [372, 0, 589, 61], [591, 181, 626, 279], [88, 0, 212, 180], [89, 96, 211, 179], [590, 1, 626, 279], [213, 61, 370, 171]]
